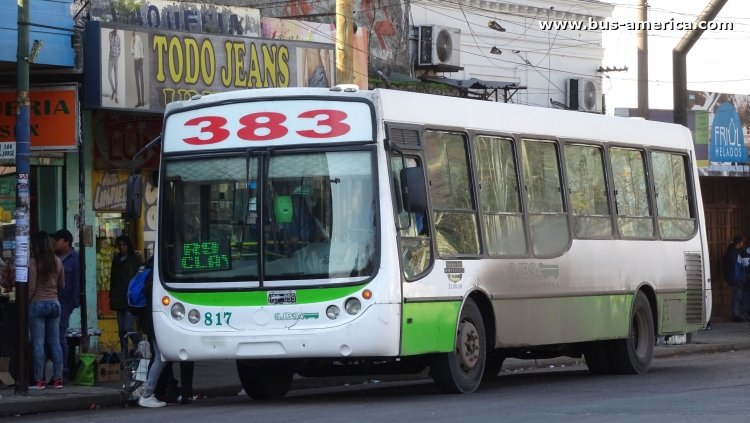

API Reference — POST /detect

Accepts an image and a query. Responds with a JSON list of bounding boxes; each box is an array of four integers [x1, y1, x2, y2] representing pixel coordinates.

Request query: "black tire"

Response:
[[584, 341, 613, 375], [482, 354, 505, 381], [431, 298, 486, 393], [236, 360, 293, 400], [609, 291, 655, 374]]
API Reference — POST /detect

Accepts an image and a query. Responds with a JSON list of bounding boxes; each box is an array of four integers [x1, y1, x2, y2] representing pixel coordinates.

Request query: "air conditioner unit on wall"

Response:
[[417, 25, 461, 67], [567, 78, 602, 112]]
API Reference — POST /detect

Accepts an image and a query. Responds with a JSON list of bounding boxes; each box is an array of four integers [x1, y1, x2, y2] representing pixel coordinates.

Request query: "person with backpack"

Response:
[[133, 256, 167, 408], [127, 258, 197, 406], [109, 235, 142, 359]]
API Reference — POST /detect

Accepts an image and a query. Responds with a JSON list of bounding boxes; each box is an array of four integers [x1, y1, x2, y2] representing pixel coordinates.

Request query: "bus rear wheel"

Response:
[[236, 360, 293, 400], [431, 298, 486, 393], [609, 291, 655, 374]]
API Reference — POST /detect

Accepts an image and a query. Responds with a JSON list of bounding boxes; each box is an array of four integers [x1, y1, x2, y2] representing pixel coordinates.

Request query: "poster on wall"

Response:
[[84, 22, 335, 113], [689, 90, 750, 176], [92, 110, 161, 170]]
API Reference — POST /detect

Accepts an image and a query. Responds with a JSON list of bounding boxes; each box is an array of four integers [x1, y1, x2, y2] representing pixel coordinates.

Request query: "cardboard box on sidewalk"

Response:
[[0, 356, 14, 386], [96, 362, 121, 383]]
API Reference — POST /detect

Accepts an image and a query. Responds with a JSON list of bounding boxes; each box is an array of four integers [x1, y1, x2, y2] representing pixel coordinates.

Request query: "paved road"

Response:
[[11, 350, 750, 423]]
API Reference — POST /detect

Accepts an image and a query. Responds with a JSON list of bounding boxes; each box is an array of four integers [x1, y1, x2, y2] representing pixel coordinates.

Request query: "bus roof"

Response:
[[164, 87, 694, 152]]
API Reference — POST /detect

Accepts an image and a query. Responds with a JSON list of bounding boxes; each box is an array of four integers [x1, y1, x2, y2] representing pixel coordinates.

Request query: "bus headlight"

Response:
[[188, 309, 201, 324], [345, 298, 361, 315], [171, 302, 185, 320], [326, 305, 340, 320]]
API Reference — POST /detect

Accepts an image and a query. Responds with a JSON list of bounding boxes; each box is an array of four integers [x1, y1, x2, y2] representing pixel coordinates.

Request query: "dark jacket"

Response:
[[58, 248, 80, 309], [109, 252, 143, 311], [140, 257, 155, 338]]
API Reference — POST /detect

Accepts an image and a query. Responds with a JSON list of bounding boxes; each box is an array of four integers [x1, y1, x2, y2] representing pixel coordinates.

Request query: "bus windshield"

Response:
[[160, 149, 377, 287]]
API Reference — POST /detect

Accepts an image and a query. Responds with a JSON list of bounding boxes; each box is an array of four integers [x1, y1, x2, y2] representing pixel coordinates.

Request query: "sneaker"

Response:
[[30, 379, 46, 390], [138, 395, 166, 408], [52, 378, 63, 389]]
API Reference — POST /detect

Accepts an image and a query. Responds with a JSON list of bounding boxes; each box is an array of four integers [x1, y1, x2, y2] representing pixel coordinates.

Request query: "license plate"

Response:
[[268, 290, 297, 305]]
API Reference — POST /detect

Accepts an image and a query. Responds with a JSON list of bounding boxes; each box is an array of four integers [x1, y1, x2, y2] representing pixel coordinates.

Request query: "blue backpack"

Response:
[[127, 267, 152, 311]]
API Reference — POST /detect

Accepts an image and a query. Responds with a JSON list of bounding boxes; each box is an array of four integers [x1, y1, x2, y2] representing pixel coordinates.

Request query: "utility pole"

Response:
[[636, 0, 648, 119], [15, 0, 31, 395], [335, 0, 354, 85]]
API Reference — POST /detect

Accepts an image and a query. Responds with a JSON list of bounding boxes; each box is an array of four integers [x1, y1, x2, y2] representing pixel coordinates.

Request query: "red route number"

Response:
[[182, 109, 350, 145]]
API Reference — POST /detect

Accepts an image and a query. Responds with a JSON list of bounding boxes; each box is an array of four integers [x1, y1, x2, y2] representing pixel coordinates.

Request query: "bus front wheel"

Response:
[[609, 291, 655, 374], [236, 360, 293, 400], [430, 298, 486, 393]]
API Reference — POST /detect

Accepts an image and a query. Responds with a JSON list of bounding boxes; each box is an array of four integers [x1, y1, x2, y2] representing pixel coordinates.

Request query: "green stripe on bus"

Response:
[[401, 301, 461, 355], [166, 284, 366, 306]]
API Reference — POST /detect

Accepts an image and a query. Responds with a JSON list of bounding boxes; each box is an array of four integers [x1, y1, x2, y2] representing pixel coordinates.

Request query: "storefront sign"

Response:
[[89, 0, 261, 36], [92, 111, 161, 170], [689, 90, 750, 176], [84, 22, 334, 113], [709, 102, 746, 163], [0, 86, 78, 150], [93, 170, 129, 211]]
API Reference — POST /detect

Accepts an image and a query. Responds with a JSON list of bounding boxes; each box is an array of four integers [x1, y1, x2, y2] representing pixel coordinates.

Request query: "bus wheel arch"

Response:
[[467, 291, 503, 381], [430, 296, 487, 393], [609, 289, 656, 374]]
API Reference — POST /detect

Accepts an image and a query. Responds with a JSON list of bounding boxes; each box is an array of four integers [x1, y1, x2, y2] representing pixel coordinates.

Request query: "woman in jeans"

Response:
[[29, 231, 65, 389], [137, 257, 167, 408]]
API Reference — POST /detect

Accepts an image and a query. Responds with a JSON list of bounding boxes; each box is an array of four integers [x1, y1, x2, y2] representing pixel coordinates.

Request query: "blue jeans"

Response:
[[59, 303, 73, 377], [29, 300, 63, 382], [116, 310, 140, 358], [731, 282, 744, 318], [142, 335, 166, 398]]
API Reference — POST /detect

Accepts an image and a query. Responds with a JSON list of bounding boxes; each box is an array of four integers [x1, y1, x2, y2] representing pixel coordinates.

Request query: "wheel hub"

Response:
[[457, 321, 480, 371]]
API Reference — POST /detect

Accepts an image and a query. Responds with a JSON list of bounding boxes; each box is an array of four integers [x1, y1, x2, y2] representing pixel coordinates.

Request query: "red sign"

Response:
[[92, 111, 162, 170], [0, 86, 78, 149]]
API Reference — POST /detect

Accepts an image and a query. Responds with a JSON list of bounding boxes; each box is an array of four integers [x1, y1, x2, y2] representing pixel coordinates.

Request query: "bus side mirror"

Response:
[[126, 175, 143, 219], [400, 167, 427, 213]]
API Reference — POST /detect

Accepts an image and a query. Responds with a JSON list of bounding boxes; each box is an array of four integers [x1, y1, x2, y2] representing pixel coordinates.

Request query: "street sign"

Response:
[[0, 141, 15, 164]]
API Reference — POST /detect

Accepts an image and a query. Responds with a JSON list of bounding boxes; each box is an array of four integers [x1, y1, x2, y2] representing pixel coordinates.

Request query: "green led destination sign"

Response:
[[178, 240, 232, 272]]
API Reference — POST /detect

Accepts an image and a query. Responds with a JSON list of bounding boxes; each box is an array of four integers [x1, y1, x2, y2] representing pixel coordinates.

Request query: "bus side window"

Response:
[[610, 147, 654, 238], [423, 130, 480, 257], [651, 151, 695, 239], [521, 139, 569, 256], [391, 155, 432, 279], [564, 143, 612, 239]]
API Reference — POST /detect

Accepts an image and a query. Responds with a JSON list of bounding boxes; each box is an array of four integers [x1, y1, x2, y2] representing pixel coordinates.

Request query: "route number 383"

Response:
[[182, 109, 350, 145]]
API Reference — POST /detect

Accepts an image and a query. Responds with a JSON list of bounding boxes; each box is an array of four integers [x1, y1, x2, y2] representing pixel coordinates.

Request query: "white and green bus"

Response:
[[134, 85, 710, 398]]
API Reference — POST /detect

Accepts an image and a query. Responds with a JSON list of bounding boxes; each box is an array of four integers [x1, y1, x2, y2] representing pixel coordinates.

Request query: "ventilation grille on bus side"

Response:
[[684, 252, 704, 325], [388, 127, 421, 149]]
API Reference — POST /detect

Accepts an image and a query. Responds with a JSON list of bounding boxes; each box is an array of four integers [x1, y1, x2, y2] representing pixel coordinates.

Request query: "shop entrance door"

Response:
[[705, 205, 743, 322]]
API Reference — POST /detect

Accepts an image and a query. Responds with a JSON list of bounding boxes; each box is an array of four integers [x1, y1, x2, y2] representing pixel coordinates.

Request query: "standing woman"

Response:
[[29, 231, 65, 389], [109, 235, 142, 358]]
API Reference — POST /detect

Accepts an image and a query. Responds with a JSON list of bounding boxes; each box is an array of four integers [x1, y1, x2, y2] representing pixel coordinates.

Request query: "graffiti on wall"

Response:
[[248, 0, 409, 76], [262, 17, 368, 88]]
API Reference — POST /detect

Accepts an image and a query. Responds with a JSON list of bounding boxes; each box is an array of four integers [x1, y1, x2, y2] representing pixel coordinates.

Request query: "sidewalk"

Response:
[[2, 321, 749, 417]]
